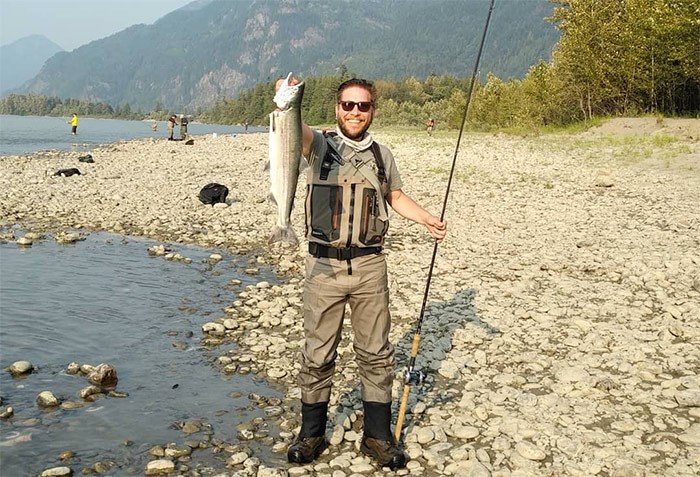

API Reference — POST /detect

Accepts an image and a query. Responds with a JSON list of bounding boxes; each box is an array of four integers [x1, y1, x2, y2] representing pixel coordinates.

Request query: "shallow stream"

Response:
[[0, 230, 282, 475]]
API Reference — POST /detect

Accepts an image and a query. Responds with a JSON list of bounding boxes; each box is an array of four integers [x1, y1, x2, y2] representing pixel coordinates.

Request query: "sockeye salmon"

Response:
[[268, 72, 305, 245]]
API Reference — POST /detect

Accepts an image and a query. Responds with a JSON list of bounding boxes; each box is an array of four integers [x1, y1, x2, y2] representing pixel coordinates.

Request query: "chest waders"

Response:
[[394, 0, 496, 443], [305, 133, 389, 275]]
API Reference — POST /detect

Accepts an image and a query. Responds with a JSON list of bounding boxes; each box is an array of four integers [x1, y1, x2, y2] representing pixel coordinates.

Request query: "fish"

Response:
[[268, 72, 305, 245]]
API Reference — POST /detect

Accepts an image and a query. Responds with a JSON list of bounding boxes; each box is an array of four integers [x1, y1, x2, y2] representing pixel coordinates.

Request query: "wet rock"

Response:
[[8, 360, 34, 376], [39, 467, 72, 477], [60, 401, 85, 410], [181, 421, 202, 435], [1, 406, 14, 418], [108, 390, 129, 398], [65, 362, 80, 375], [87, 363, 118, 389], [54, 232, 84, 244], [202, 322, 225, 333], [16, 236, 33, 246], [37, 391, 60, 408], [58, 450, 75, 461], [164, 444, 191, 458], [92, 460, 116, 474], [145, 459, 175, 475], [79, 385, 102, 399]]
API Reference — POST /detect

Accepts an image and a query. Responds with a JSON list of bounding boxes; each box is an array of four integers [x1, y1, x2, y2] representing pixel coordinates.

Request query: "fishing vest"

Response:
[[305, 133, 390, 249]]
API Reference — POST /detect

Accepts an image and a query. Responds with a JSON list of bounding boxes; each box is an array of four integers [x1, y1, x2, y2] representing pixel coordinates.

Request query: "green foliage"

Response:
[[0, 93, 144, 119], [547, 0, 699, 119]]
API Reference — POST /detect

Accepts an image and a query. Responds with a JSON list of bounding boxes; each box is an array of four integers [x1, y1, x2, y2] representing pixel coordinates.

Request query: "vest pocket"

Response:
[[309, 185, 342, 242], [359, 189, 388, 246]]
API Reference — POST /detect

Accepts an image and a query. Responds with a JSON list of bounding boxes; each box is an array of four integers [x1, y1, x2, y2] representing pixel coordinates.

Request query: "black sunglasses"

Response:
[[338, 101, 373, 112]]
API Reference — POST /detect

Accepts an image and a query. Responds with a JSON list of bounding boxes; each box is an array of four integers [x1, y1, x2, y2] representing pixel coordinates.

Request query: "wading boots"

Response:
[[287, 401, 329, 464], [361, 401, 407, 470]]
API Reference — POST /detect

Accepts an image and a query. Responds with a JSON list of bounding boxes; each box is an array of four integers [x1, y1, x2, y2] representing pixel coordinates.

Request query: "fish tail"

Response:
[[268, 225, 298, 245]]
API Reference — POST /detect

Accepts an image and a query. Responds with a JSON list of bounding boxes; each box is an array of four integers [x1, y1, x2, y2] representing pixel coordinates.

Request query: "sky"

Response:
[[0, 0, 197, 51]]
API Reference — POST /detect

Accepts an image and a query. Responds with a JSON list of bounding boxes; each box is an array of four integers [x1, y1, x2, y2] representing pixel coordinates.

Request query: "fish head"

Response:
[[274, 72, 305, 110]]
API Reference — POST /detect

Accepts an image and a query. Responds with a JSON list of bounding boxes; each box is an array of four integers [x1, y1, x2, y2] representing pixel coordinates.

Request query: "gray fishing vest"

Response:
[[304, 134, 390, 248]]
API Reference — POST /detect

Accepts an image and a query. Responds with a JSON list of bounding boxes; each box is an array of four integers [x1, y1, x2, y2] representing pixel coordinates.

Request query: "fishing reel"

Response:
[[403, 367, 426, 385]]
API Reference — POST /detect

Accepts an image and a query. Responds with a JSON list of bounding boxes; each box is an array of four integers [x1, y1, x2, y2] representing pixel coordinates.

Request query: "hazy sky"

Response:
[[1, 0, 197, 51]]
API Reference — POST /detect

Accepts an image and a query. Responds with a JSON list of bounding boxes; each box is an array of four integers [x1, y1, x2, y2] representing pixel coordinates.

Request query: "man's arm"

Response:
[[386, 189, 447, 242]]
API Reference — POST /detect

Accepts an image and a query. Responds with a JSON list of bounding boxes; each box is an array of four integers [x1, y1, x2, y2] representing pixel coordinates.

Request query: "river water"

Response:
[[0, 230, 283, 475], [0, 115, 262, 156]]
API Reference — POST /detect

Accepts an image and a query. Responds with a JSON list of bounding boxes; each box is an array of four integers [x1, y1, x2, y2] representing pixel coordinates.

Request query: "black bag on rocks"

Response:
[[54, 168, 81, 177], [78, 154, 94, 163], [198, 183, 229, 205]]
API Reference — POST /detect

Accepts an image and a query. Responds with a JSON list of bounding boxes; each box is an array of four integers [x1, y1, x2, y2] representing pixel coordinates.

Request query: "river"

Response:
[[0, 114, 262, 156]]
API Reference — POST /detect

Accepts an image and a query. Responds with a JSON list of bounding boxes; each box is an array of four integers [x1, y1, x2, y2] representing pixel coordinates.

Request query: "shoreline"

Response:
[[1, 120, 699, 476]]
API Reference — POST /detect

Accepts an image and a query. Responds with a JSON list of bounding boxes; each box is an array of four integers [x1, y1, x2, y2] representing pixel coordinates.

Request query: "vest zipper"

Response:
[[346, 184, 356, 275], [346, 184, 356, 248]]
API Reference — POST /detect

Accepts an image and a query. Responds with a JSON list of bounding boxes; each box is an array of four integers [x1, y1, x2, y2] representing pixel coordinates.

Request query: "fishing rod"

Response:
[[394, 0, 496, 443]]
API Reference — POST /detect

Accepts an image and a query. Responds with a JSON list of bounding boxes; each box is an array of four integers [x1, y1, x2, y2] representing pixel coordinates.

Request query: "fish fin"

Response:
[[268, 225, 298, 246]]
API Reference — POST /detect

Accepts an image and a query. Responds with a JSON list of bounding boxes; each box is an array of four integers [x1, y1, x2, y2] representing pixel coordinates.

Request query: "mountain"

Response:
[[0, 35, 64, 94], [15, 0, 559, 112]]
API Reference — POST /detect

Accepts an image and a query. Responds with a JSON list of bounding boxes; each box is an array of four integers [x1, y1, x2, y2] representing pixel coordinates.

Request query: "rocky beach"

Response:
[[1, 117, 699, 477]]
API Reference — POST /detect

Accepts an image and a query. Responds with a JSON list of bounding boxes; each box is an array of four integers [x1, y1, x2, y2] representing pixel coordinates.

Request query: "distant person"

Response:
[[151, 121, 158, 132], [167, 114, 178, 141], [70, 113, 79, 135], [179, 114, 189, 140], [244, 121, 249, 132], [425, 117, 435, 136]]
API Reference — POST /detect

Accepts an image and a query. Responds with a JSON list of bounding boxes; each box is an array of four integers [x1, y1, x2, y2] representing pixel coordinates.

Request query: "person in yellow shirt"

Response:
[[70, 113, 78, 135]]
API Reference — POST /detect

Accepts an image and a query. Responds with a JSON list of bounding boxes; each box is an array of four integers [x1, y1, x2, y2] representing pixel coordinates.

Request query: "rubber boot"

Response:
[[361, 401, 407, 470], [287, 401, 329, 464]]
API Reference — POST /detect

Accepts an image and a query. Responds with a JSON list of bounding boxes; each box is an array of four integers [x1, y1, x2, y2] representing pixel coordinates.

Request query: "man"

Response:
[[179, 114, 189, 140], [280, 76, 447, 470], [426, 117, 435, 135], [167, 114, 178, 140], [70, 113, 78, 135]]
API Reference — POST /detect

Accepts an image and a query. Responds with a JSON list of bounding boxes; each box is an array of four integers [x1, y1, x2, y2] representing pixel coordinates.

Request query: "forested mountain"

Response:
[[0, 35, 63, 94], [14, 0, 558, 112]]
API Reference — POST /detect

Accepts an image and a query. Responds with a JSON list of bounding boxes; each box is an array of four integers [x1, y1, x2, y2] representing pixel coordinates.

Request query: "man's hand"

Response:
[[275, 74, 300, 93], [425, 215, 447, 243]]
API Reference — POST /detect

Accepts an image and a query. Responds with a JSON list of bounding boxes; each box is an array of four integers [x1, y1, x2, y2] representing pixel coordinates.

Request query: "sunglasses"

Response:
[[338, 101, 374, 112]]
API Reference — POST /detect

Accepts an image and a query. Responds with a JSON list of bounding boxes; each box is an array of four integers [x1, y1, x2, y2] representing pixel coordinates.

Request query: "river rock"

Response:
[[8, 360, 34, 376], [515, 441, 547, 461], [39, 467, 72, 477], [674, 389, 700, 407], [36, 391, 60, 408], [79, 385, 102, 399], [145, 459, 175, 475], [65, 362, 80, 374], [202, 322, 225, 333], [87, 363, 118, 389], [677, 424, 700, 444]]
